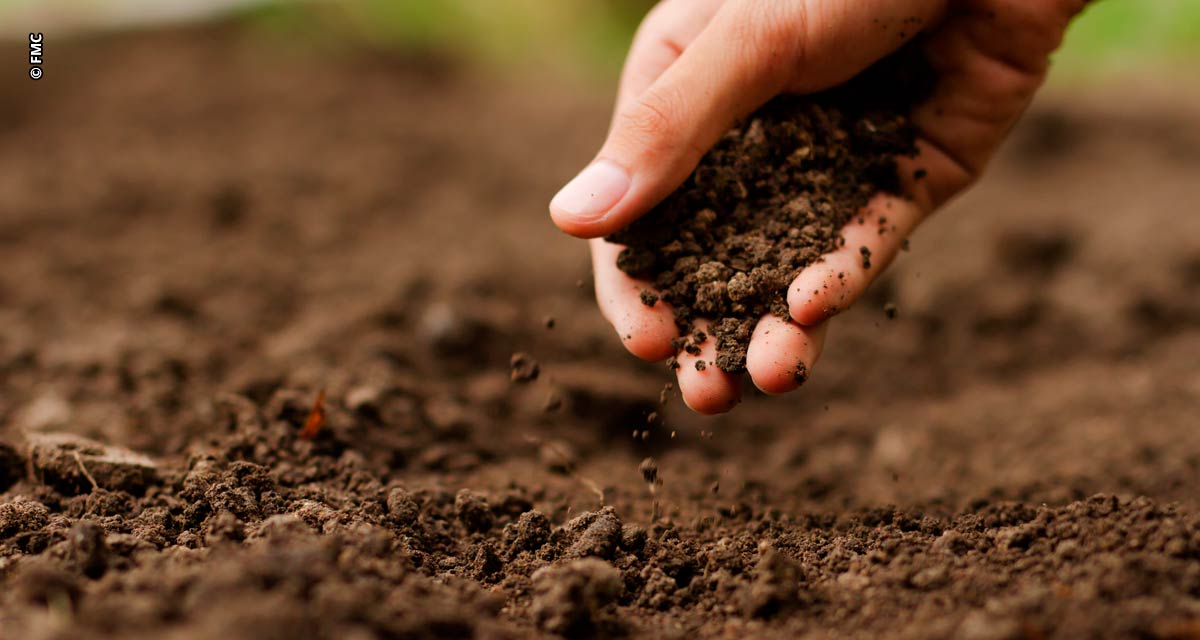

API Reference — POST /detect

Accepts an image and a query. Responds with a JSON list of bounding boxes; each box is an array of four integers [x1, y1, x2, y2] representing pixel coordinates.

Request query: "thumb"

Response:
[[549, 0, 949, 239], [549, 2, 791, 239]]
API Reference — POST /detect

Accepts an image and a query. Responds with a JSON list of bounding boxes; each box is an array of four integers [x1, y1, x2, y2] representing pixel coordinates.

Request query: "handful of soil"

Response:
[[607, 48, 934, 373]]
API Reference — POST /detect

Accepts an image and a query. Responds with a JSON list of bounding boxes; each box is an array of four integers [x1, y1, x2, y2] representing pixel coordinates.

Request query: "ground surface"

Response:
[[1, 25, 1199, 640]]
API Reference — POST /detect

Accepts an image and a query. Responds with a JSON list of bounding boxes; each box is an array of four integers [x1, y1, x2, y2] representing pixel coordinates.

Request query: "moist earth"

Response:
[[1, 23, 1200, 640], [608, 49, 932, 373]]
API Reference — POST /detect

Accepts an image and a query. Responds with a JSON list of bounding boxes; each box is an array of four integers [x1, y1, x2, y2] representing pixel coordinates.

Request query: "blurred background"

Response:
[[1, 0, 1196, 460], [4, 0, 1200, 82]]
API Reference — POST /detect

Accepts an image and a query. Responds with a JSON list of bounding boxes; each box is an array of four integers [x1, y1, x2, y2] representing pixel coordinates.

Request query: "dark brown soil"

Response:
[[608, 50, 931, 373], [2, 23, 1200, 640]]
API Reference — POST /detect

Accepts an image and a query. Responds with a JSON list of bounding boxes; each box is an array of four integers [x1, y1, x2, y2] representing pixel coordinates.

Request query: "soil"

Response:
[[608, 49, 931, 373], [1, 23, 1200, 640]]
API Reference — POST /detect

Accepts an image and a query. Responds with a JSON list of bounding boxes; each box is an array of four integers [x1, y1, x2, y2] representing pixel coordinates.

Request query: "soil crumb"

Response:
[[638, 457, 658, 485], [607, 47, 931, 372], [510, 352, 541, 383]]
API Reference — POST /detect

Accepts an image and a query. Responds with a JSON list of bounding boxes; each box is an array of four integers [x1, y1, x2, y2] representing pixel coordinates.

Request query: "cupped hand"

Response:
[[550, 0, 1085, 414]]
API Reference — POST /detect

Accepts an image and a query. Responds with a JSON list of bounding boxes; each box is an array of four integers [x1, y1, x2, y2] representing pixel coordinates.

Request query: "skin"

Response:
[[551, 0, 1088, 414]]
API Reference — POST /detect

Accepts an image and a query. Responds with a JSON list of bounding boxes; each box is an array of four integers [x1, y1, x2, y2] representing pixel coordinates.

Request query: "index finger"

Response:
[[614, 0, 725, 113]]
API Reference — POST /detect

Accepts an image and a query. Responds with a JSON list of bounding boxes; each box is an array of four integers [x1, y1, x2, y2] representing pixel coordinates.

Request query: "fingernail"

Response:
[[550, 160, 630, 224]]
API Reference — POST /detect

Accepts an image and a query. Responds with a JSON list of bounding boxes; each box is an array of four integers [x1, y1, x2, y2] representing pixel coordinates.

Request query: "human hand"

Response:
[[550, 0, 1085, 413]]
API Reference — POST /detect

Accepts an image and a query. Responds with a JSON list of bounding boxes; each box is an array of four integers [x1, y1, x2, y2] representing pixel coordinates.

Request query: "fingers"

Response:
[[550, 2, 799, 239], [906, 1, 1087, 206], [590, 239, 677, 361], [614, 0, 725, 113], [745, 316, 828, 395], [593, 233, 825, 411], [674, 315, 826, 412], [551, 0, 951, 240], [673, 322, 741, 415], [788, 190, 925, 326], [780, 2, 1089, 325]]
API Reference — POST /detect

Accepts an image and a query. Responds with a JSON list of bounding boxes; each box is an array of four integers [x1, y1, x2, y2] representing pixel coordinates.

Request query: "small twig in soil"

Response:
[[73, 451, 99, 491]]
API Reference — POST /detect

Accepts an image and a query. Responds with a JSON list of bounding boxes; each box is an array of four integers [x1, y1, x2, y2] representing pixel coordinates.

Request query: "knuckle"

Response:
[[628, 1, 688, 66], [620, 84, 686, 146], [633, 2, 671, 45], [726, 0, 810, 81], [762, 2, 810, 58]]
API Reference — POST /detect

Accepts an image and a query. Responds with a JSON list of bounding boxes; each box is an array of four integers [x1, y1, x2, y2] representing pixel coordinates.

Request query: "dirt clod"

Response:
[[531, 558, 623, 636], [455, 489, 494, 533], [386, 488, 421, 527], [27, 433, 158, 496], [565, 508, 623, 560], [68, 520, 109, 579], [743, 549, 809, 619], [513, 510, 552, 553], [510, 352, 541, 383], [638, 457, 658, 485], [472, 542, 503, 579], [0, 499, 49, 538], [793, 362, 809, 384]]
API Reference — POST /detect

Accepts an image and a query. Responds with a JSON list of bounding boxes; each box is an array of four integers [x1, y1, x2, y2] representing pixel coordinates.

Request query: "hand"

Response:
[[550, 0, 1085, 414]]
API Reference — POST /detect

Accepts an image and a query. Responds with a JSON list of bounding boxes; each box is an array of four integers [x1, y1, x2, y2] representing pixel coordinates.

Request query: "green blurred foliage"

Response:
[[1054, 0, 1200, 76], [242, 0, 1199, 80], [239, 0, 651, 76], [348, 0, 651, 70]]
